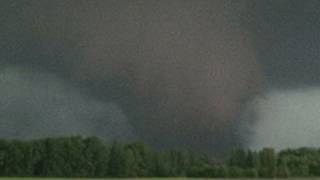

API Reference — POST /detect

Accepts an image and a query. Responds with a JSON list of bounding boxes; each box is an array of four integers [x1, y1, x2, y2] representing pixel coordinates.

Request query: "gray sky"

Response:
[[255, 0, 320, 88]]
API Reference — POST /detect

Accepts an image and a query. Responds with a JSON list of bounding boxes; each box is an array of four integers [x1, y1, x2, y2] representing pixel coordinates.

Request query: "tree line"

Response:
[[0, 136, 320, 178]]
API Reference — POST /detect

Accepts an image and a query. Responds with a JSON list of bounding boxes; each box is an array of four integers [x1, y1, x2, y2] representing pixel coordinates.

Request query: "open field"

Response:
[[0, 178, 271, 180], [0, 178, 201, 180], [0, 179, 184, 180], [0, 179, 190, 180], [0, 177, 320, 180], [0, 179, 243, 180], [0, 179, 191, 180]]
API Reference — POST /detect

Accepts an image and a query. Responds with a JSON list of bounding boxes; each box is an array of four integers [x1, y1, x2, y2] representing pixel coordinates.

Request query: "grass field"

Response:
[[0, 179, 247, 180], [0, 178, 320, 180], [0, 179, 175, 180], [0, 178, 216, 179], [1, 179, 320, 180], [0, 179, 189, 180], [0, 178, 262, 180], [0, 179, 174, 180]]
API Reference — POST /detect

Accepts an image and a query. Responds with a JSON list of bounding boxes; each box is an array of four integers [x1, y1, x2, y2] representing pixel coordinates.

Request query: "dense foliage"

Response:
[[0, 136, 319, 178]]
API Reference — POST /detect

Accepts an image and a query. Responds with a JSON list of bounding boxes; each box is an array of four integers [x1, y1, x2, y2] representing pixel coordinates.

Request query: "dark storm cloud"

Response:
[[0, 0, 264, 155], [2, 0, 319, 153], [254, 0, 320, 88]]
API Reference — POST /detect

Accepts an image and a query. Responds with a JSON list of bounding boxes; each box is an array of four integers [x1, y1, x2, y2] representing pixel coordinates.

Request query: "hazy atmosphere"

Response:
[[0, 0, 320, 155]]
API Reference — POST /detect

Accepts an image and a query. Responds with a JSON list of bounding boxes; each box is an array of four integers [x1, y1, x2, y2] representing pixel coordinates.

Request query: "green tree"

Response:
[[228, 148, 247, 168], [227, 166, 244, 177], [214, 165, 228, 177], [277, 162, 290, 177], [246, 150, 260, 169], [107, 142, 129, 177], [39, 138, 67, 177], [61, 136, 87, 177], [83, 137, 109, 177], [124, 141, 151, 176], [151, 151, 172, 177], [243, 168, 258, 177], [0, 140, 9, 176], [259, 148, 277, 177]]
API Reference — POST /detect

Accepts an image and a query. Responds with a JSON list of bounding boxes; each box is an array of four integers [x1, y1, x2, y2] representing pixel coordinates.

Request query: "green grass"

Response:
[[0, 178, 200, 180], [0, 177, 195, 180], [2, 179, 214, 180], [0, 179, 242, 180], [0, 179, 183, 180], [0, 177, 320, 180]]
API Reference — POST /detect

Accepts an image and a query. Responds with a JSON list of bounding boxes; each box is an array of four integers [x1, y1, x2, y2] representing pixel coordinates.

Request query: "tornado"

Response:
[[0, 0, 263, 154]]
